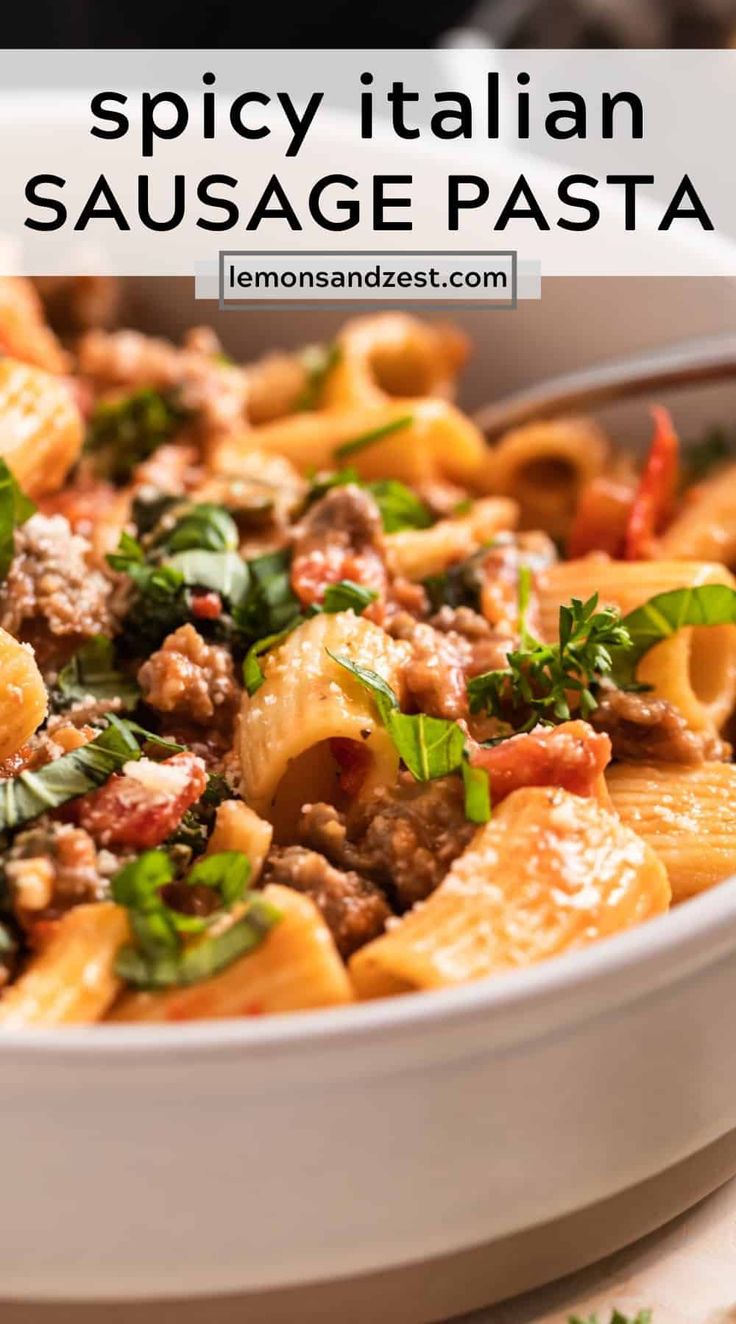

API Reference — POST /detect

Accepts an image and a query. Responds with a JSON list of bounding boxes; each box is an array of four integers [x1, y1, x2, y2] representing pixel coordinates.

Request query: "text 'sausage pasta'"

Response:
[[0, 276, 733, 1026]]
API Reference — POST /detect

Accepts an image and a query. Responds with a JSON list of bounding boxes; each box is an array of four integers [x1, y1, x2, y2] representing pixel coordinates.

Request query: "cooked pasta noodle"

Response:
[[0, 299, 733, 1028], [0, 903, 128, 1027], [538, 558, 736, 732], [109, 885, 354, 1021]]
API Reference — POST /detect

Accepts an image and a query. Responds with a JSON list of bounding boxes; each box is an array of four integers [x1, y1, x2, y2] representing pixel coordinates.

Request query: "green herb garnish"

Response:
[[307, 469, 431, 534], [242, 580, 377, 696], [610, 584, 736, 688], [423, 546, 491, 613], [0, 459, 35, 581], [335, 414, 413, 461], [328, 651, 490, 823], [113, 847, 281, 989], [0, 715, 141, 834], [683, 426, 736, 485], [86, 388, 189, 483], [569, 1310, 652, 1324], [56, 636, 139, 711]]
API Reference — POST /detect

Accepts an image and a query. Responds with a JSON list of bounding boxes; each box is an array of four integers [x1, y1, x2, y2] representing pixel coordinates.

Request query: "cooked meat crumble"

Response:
[[0, 514, 114, 647], [591, 684, 730, 764], [138, 624, 239, 726]]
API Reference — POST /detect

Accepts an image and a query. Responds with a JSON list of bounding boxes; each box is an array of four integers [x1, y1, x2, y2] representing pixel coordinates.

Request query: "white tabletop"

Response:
[[465, 1177, 736, 1323], [3, 1179, 735, 1324]]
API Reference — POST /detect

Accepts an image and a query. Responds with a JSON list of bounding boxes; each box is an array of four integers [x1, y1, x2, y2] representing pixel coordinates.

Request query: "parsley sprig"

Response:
[[468, 593, 631, 733]]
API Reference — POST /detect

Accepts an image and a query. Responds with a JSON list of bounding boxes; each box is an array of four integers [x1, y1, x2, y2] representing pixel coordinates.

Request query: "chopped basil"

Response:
[[568, 1311, 652, 1324], [0, 459, 35, 581], [322, 580, 378, 614], [294, 342, 341, 411], [611, 585, 736, 688], [327, 651, 490, 823], [157, 502, 239, 555], [86, 388, 189, 483], [115, 897, 281, 990], [334, 413, 414, 461], [56, 636, 139, 710], [364, 479, 432, 533], [0, 716, 141, 834]]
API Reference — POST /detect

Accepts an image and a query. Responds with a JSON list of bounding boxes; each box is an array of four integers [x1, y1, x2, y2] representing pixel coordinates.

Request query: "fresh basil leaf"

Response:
[[294, 342, 341, 412], [166, 549, 250, 608], [86, 388, 189, 483], [56, 636, 140, 710], [115, 893, 281, 990], [387, 710, 466, 781], [423, 546, 491, 613], [322, 580, 378, 615], [122, 721, 186, 754], [335, 413, 414, 461], [611, 585, 736, 688], [327, 651, 399, 724], [0, 458, 35, 581], [461, 761, 491, 824], [158, 503, 239, 555], [684, 426, 736, 485], [0, 717, 141, 834]]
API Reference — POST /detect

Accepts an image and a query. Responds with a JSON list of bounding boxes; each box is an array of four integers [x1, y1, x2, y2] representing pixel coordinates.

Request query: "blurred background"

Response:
[[3, 0, 736, 49]]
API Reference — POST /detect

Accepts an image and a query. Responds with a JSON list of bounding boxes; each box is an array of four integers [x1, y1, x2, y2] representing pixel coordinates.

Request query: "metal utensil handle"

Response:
[[474, 334, 736, 440]]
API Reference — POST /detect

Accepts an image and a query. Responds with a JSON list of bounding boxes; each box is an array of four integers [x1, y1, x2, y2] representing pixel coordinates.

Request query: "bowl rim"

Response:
[[3, 870, 736, 1059]]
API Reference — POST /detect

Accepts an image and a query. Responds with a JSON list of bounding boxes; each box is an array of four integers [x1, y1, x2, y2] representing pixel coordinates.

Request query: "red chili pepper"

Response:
[[624, 406, 679, 560], [190, 591, 222, 621]]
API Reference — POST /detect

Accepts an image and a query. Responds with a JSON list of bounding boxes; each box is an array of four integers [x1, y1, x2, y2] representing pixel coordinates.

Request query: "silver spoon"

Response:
[[474, 333, 736, 440]]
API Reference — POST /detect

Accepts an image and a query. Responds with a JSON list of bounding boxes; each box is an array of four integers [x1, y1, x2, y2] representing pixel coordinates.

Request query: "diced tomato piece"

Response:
[[329, 737, 373, 797], [73, 751, 207, 849], [624, 406, 679, 560], [567, 478, 636, 558], [190, 590, 223, 621], [468, 720, 611, 802]]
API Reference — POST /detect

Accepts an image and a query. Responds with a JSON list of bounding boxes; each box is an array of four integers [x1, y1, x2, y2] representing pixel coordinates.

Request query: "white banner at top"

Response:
[[2, 49, 736, 277]]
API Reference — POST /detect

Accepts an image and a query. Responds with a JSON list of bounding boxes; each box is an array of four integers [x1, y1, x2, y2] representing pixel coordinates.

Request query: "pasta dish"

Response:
[[0, 275, 733, 1026]]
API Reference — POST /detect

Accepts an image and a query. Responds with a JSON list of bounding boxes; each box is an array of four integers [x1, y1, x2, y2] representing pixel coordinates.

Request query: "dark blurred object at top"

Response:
[[3, 0, 734, 49], [458, 0, 736, 46], [1, 0, 474, 47]]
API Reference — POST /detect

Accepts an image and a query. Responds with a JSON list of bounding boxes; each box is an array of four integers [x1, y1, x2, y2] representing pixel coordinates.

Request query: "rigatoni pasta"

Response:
[[0, 303, 733, 1028]]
